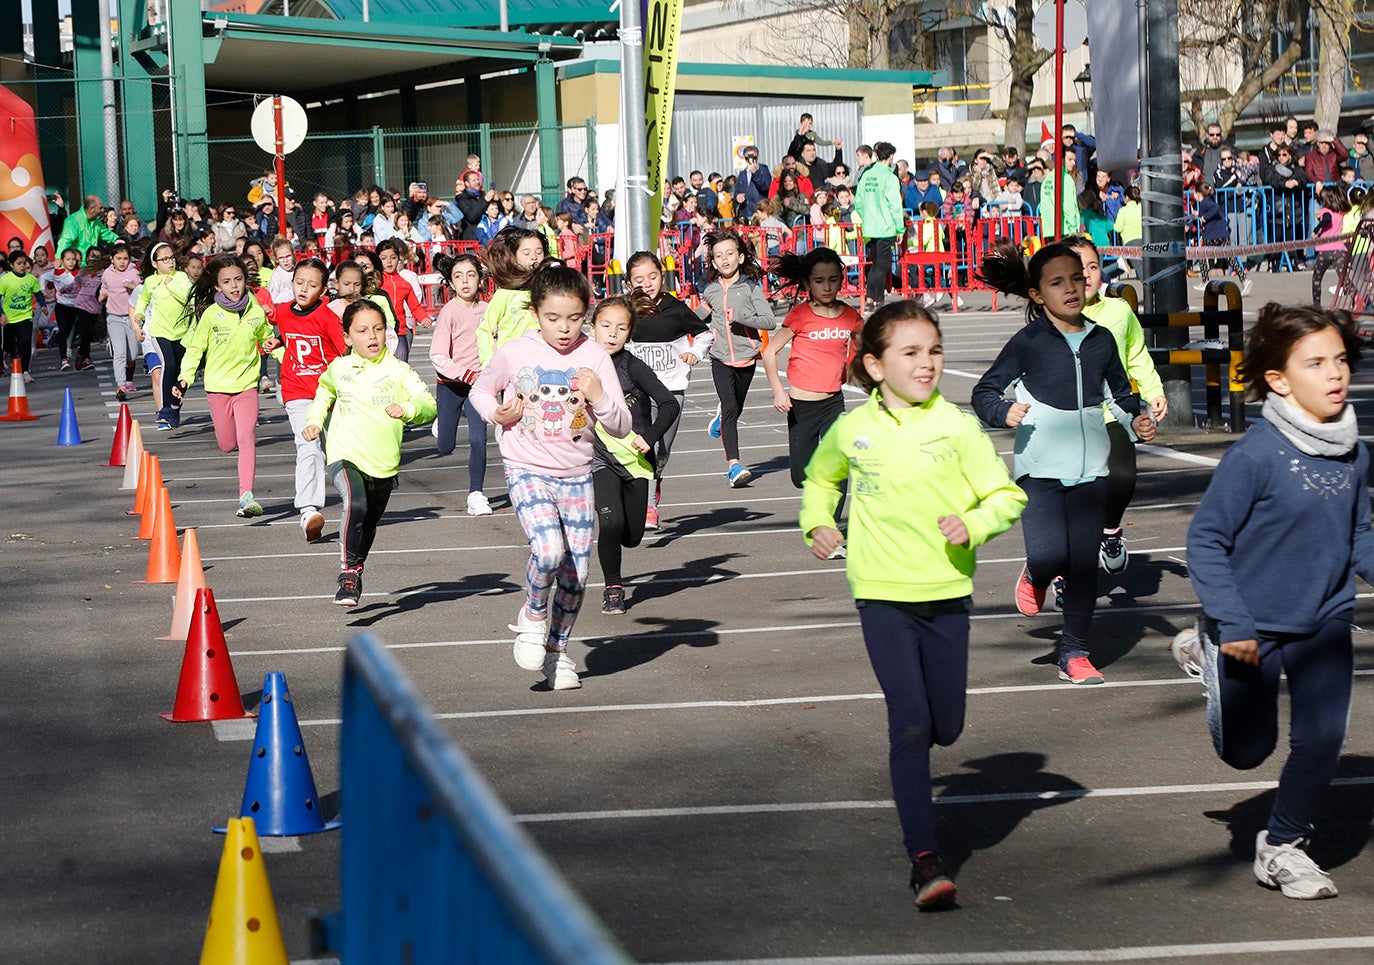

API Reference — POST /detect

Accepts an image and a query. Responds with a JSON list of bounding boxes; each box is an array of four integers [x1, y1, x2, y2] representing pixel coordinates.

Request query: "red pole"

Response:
[[1052, 0, 1065, 241], [273, 95, 288, 238]]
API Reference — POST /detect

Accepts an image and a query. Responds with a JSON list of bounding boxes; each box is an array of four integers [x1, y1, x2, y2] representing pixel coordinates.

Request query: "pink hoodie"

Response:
[[471, 330, 631, 479], [429, 299, 486, 383]]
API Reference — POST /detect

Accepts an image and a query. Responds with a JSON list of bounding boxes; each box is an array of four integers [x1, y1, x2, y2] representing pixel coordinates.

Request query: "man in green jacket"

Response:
[[853, 141, 906, 310], [55, 195, 120, 263]]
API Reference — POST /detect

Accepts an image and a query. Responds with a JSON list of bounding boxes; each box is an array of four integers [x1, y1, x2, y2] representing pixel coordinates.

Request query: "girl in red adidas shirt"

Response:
[[272, 257, 348, 542], [376, 239, 432, 362], [762, 246, 863, 487]]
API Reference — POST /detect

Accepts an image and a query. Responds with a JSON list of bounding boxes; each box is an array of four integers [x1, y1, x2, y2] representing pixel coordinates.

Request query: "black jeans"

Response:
[[709, 357, 755, 462], [787, 392, 845, 488], [1104, 421, 1136, 530], [330, 460, 397, 570], [1018, 476, 1107, 662], [593, 468, 650, 586], [864, 235, 897, 306]]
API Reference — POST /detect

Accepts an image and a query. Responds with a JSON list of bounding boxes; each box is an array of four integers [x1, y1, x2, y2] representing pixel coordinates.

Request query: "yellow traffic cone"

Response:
[[200, 817, 289, 965]]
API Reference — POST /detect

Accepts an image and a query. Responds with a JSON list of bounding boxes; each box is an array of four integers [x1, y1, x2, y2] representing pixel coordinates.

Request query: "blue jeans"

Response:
[[434, 380, 488, 493], [858, 599, 971, 859], [1202, 614, 1353, 844]]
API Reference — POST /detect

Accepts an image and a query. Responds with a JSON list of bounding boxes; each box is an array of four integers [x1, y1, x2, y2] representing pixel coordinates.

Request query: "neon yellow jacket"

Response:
[[179, 301, 275, 394], [135, 271, 194, 341], [800, 390, 1026, 603], [476, 287, 534, 366], [1083, 294, 1164, 423], [305, 349, 437, 478]]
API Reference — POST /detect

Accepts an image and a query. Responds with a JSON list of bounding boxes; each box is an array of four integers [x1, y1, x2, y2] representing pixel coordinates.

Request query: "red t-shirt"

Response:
[[782, 303, 862, 393], [273, 300, 348, 403]]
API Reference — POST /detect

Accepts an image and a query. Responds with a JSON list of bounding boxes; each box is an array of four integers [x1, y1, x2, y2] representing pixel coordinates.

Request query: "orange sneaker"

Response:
[[1014, 564, 1045, 616], [645, 503, 659, 530], [1059, 656, 1105, 685]]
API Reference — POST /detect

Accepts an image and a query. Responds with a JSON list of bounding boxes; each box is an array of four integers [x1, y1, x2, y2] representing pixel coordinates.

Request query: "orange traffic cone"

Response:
[[159, 528, 206, 640], [0, 359, 38, 422], [129, 450, 152, 515], [141, 486, 181, 584], [120, 422, 144, 491], [137, 474, 163, 541], [34, 327, 46, 349]]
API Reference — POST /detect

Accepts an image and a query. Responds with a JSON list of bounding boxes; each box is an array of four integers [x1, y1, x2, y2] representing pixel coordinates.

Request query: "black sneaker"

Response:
[[333, 567, 362, 607], [602, 585, 626, 614], [910, 852, 958, 911]]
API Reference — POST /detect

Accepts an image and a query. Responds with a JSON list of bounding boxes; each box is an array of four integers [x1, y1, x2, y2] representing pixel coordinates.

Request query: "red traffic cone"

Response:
[[128, 450, 152, 515], [159, 528, 206, 640], [141, 486, 181, 584], [109, 404, 132, 466], [120, 422, 144, 490], [162, 587, 254, 723], [34, 327, 46, 349], [0, 359, 38, 422]]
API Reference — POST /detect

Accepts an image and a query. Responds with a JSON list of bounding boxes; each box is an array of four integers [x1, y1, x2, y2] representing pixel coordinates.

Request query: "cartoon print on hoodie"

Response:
[[513, 365, 588, 442]]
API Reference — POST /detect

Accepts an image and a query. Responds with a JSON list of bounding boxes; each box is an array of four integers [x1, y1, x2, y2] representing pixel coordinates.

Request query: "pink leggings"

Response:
[[207, 389, 259, 494]]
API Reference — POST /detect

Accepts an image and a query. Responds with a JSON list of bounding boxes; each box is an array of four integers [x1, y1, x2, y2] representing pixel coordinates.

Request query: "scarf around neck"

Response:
[[1262, 394, 1358, 457], [214, 291, 252, 312]]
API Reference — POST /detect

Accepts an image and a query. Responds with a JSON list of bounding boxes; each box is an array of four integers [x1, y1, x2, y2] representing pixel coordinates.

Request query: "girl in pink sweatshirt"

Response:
[[471, 264, 632, 691], [430, 253, 492, 515]]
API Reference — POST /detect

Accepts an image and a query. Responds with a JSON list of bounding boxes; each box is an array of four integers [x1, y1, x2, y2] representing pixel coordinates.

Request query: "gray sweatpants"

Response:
[[285, 398, 327, 511], [107, 314, 140, 382]]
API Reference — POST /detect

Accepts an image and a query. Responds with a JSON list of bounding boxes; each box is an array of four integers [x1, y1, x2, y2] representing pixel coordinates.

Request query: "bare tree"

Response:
[[1312, 0, 1357, 132], [944, 0, 1051, 155], [758, 0, 913, 69]]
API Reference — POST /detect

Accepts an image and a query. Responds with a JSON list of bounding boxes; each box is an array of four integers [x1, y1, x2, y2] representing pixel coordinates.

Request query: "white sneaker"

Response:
[[466, 490, 493, 516], [952, 294, 965, 310], [543, 650, 581, 690], [919, 293, 936, 308], [23, 371, 34, 384], [1241, 278, 1253, 296], [1170, 626, 1204, 678], [301, 509, 325, 542], [430, 421, 439, 438], [1253, 831, 1338, 899], [509, 606, 548, 671]]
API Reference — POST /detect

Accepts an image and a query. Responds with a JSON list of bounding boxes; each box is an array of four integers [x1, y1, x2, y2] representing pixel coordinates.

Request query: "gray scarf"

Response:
[[1262, 394, 1358, 457]]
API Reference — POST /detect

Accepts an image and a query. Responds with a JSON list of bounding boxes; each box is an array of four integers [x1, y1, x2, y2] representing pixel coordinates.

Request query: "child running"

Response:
[[972, 241, 1156, 685], [470, 264, 631, 690], [476, 226, 547, 366], [699, 228, 779, 487], [302, 300, 436, 606], [761, 246, 863, 488], [429, 252, 492, 516], [376, 238, 432, 362], [800, 301, 1026, 909], [588, 296, 680, 614], [1065, 236, 1168, 573], [45, 247, 81, 371], [131, 242, 193, 430], [625, 251, 714, 526], [69, 251, 106, 372], [0, 252, 44, 382], [173, 255, 280, 517], [101, 244, 143, 399], [1178, 304, 1373, 900], [275, 257, 349, 541]]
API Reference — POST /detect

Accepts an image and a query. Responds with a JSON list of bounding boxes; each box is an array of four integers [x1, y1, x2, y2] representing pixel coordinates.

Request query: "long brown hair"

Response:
[[1239, 303, 1362, 402]]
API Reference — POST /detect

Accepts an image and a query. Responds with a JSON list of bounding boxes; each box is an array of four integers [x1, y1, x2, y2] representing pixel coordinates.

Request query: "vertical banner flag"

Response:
[[644, 0, 684, 242], [0, 85, 55, 257], [1086, 0, 1140, 175]]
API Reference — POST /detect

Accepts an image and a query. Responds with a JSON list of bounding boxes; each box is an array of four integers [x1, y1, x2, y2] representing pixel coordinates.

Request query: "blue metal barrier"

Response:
[[331, 632, 633, 964]]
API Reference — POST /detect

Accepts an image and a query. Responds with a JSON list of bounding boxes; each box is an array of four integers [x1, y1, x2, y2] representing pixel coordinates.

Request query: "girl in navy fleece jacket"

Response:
[[1182, 304, 1374, 900], [973, 241, 1155, 685]]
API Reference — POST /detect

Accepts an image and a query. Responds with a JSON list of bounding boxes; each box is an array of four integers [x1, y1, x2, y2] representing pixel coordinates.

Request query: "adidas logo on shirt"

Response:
[[805, 327, 856, 341]]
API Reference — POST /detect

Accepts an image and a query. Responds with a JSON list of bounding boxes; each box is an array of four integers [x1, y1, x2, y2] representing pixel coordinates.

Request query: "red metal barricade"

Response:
[[895, 219, 963, 308]]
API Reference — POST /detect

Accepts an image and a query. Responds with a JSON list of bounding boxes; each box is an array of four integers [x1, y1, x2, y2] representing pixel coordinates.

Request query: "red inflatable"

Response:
[[0, 84, 54, 258]]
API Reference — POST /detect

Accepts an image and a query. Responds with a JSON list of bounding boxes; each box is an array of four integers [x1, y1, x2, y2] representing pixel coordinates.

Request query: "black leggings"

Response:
[[593, 468, 649, 586], [787, 392, 845, 488], [1312, 250, 1347, 306], [55, 304, 86, 361], [156, 336, 186, 421], [710, 357, 755, 462], [330, 460, 396, 569], [3, 321, 33, 372], [1104, 421, 1136, 530], [1018, 476, 1107, 662]]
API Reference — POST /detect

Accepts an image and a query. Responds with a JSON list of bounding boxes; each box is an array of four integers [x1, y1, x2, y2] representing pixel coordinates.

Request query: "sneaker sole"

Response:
[[1099, 550, 1129, 574], [549, 674, 582, 690], [1255, 868, 1339, 899], [238, 507, 263, 519], [304, 513, 325, 541], [915, 878, 958, 911], [729, 470, 753, 488], [602, 605, 625, 615], [332, 597, 359, 608], [1058, 670, 1105, 685]]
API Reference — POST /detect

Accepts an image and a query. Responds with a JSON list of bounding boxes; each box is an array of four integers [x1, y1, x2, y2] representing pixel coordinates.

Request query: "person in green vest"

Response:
[[853, 141, 907, 313], [1039, 159, 1081, 240], [55, 195, 120, 264]]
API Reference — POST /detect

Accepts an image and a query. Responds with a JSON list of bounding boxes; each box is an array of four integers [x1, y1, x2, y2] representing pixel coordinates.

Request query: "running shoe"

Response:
[[1051, 576, 1065, 612], [1059, 656, 1105, 685], [156, 418, 172, 431], [466, 491, 493, 516], [1100, 529, 1129, 573], [602, 585, 626, 614], [74, 357, 93, 371], [115, 384, 127, 401], [910, 852, 958, 911], [542, 650, 582, 690], [60, 358, 71, 371], [258, 375, 275, 393], [236, 491, 264, 518], [1254, 831, 1338, 899], [1170, 626, 1204, 678], [301, 510, 325, 542], [1014, 564, 1045, 616], [727, 463, 752, 487], [23, 371, 34, 384], [708, 408, 722, 439], [333, 567, 362, 607], [644, 504, 659, 530], [510, 606, 549, 671]]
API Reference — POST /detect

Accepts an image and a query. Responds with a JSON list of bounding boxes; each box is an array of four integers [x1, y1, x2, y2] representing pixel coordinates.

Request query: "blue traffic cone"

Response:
[[56, 388, 82, 446], [215, 672, 340, 836]]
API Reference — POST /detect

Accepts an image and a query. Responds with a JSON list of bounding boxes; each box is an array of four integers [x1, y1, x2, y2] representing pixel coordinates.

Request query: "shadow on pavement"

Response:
[[579, 615, 721, 680], [653, 506, 776, 541], [623, 552, 745, 607], [345, 571, 520, 627]]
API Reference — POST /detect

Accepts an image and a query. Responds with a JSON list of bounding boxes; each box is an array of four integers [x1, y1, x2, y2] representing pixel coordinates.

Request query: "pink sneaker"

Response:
[[1059, 656, 1105, 685], [645, 504, 659, 530], [1014, 564, 1045, 616]]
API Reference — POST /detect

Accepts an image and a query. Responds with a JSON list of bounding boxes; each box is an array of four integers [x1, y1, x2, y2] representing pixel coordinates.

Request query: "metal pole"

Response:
[[164, 0, 179, 195], [274, 95, 289, 238], [1051, 0, 1065, 241], [619, 0, 651, 257], [97, 0, 120, 206], [362, 0, 369, 21], [499, 0, 509, 32]]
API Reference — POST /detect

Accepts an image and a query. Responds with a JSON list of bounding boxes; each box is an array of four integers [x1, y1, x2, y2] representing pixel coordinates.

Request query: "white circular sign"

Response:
[[251, 96, 308, 155], [1032, 0, 1088, 52]]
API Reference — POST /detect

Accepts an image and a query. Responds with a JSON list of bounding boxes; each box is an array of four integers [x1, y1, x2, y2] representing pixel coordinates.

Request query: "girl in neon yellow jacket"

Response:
[[799, 301, 1025, 911], [302, 300, 436, 607], [1067, 236, 1167, 576], [130, 241, 194, 430]]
